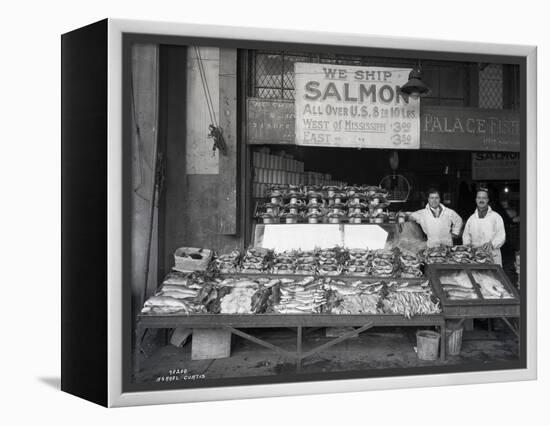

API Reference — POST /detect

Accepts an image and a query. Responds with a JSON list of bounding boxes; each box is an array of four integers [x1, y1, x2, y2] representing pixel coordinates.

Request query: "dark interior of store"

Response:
[[256, 144, 518, 215], [252, 144, 520, 276]]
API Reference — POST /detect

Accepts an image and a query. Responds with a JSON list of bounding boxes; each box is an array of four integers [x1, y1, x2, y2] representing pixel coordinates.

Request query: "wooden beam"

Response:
[[299, 322, 374, 360], [224, 325, 297, 359], [218, 48, 238, 234]]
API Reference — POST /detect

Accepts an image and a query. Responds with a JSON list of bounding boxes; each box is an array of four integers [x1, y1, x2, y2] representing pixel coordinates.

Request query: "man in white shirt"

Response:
[[462, 188, 506, 265], [409, 189, 463, 247]]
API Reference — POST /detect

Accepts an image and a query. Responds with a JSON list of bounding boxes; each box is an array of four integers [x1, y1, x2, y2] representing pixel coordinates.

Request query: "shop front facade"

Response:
[[128, 42, 522, 385]]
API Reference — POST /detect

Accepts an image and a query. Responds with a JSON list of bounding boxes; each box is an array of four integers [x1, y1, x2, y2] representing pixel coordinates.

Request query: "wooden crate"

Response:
[[191, 328, 232, 360]]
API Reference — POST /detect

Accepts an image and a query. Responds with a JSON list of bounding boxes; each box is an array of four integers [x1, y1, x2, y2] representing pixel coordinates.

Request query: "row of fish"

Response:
[[326, 280, 440, 318], [214, 247, 424, 278], [141, 272, 216, 315], [423, 245, 494, 265], [141, 273, 441, 318]]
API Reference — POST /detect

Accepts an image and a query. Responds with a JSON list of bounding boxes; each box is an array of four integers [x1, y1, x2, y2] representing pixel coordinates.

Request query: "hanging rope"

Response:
[[194, 46, 227, 156]]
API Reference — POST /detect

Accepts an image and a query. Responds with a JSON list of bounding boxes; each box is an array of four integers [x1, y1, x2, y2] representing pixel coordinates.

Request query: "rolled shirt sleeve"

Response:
[[450, 210, 463, 236], [410, 210, 423, 225]]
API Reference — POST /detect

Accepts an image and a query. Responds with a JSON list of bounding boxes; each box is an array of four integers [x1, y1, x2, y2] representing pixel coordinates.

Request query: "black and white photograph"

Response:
[[4, 0, 550, 419], [121, 28, 529, 394]]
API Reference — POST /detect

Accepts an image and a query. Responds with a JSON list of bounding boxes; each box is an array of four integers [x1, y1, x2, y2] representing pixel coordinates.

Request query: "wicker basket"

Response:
[[445, 322, 464, 356]]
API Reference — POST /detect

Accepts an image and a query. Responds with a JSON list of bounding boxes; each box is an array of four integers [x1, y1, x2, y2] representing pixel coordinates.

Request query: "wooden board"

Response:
[[138, 313, 444, 329], [218, 48, 238, 234], [191, 328, 232, 360], [218, 272, 426, 282], [162, 48, 243, 276], [293, 63, 420, 149], [472, 152, 520, 180], [186, 47, 220, 174], [246, 98, 520, 152], [247, 98, 295, 144], [420, 106, 520, 152]]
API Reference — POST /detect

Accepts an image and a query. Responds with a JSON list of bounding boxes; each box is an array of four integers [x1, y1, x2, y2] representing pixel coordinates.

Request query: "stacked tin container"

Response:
[[251, 149, 346, 198]]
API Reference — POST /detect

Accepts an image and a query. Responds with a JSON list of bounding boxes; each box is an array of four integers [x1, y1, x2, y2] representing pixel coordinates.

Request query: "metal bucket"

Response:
[[416, 330, 440, 361]]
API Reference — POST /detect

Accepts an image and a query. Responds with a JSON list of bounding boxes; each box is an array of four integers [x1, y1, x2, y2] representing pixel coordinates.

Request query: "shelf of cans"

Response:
[[251, 150, 346, 198], [255, 184, 406, 225]]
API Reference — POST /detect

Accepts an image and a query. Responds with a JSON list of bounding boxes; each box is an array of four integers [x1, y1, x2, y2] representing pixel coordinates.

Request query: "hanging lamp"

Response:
[[400, 60, 431, 100]]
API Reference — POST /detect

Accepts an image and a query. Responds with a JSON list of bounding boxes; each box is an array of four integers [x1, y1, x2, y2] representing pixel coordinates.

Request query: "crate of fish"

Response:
[[427, 264, 520, 318]]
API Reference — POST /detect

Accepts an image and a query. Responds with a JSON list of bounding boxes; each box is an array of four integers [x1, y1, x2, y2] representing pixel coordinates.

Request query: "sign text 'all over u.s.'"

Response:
[[294, 63, 420, 149]]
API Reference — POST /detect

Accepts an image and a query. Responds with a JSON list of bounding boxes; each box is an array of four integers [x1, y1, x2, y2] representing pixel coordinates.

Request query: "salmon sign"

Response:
[[294, 63, 420, 149]]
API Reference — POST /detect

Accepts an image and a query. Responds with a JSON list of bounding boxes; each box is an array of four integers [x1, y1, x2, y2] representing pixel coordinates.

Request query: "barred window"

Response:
[[251, 51, 472, 106], [479, 64, 503, 109], [253, 52, 316, 100]]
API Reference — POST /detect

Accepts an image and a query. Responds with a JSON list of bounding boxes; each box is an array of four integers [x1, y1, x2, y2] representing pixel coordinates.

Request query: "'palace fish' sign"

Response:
[[421, 106, 520, 151], [294, 63, 420, 149]]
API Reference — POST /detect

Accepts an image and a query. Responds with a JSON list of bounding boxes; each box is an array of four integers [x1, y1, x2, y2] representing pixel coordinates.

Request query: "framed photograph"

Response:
[[61, 18, 537, 407]]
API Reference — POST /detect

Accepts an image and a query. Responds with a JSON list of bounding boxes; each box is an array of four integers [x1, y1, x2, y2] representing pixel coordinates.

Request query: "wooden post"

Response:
[[218, 48, 238, 235], [296, 326, 303, 371], [130, 43, 160, 309]]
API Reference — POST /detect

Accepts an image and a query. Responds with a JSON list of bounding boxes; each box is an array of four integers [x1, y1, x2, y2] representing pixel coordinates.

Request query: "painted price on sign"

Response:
[[294, 63, 420, 149]]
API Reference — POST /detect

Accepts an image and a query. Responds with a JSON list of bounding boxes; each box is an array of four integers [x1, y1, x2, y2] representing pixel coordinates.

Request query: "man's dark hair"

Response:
[[476, 186, 490, 198], [427, 188, 440, 197]]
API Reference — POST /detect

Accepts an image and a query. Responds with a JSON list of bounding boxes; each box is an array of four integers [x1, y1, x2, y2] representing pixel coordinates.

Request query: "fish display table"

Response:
[[135, 312, 447, 378], [427, 264, 520, 331]]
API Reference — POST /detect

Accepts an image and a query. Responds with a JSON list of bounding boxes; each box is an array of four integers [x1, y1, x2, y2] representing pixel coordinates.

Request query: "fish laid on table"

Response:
[[446, 289, 478, 300], [330, 293, 381, 315], [158, 290, 198, 299], [273, 276, 326, 313], [220, 286, 258, 314], [141, 295, 207, 315], [161, 271, 191, 286], [382, 287, 441, 318], [439, 271, 474, 288], [471, 271, 512, 299]]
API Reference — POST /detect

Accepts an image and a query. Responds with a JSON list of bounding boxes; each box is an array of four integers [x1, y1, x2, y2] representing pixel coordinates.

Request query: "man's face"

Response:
[[428, 192, 440, 209], [476, 191, 489, 209]]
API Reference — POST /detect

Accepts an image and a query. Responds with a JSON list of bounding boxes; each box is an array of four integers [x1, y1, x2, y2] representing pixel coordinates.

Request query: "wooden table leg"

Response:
[[501, 317, 520, 338], [134, 321, 144, 380], [440, 321, 446, 361], [296, 326, 303, 371]]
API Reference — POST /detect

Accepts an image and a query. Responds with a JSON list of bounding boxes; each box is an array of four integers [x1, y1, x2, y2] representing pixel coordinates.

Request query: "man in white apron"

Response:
[[410, 189, 463, 247], [462, 188, 506, 265]]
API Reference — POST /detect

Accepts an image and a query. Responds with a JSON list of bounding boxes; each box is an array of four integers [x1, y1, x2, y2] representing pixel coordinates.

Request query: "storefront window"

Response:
[[252, 51, 474, 106]]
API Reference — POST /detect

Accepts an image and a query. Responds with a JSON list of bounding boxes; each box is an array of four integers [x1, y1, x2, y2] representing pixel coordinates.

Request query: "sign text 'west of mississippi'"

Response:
[[294, 63, 420, 149]]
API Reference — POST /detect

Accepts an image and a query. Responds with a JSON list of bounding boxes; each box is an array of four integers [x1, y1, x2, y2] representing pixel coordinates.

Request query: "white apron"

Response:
[[411, 204, 463, 248], [462, 207, 506, 266]]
